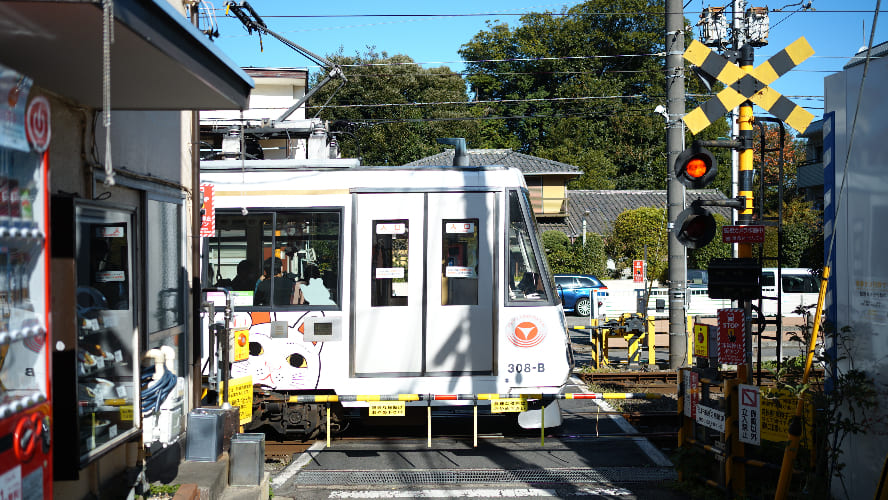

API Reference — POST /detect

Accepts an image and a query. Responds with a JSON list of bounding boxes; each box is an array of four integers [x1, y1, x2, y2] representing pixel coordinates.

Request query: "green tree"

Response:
[[606, 207, 668, 280], [754, 123, 808, 209], [308, 49, 485, 165], [762, 199, 823, 270], [460, 0, 729, 192], [541, 230, 607, 276]]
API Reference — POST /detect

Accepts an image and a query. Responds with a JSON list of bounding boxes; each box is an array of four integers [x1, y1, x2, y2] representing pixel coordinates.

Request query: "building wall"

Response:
[[46, 97, 197, 499], [824, 45, 888, 500]]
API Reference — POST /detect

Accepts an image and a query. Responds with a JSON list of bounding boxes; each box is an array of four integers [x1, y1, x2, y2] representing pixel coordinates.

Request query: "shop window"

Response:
[[371, 220, 408, 306]]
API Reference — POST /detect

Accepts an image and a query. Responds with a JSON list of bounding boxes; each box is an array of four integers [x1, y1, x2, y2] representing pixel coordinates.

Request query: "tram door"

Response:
[[353, 192, 495, 377]]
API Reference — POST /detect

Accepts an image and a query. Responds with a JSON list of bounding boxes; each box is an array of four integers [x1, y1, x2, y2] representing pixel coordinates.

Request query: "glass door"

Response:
[[74, 205, 137, 461]]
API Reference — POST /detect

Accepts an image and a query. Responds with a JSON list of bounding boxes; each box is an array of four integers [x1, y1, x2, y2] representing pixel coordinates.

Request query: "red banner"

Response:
[[199, 184, 215, 237]]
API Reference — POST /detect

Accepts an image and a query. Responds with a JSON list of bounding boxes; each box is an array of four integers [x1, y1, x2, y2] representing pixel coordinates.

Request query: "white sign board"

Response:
[[738, 384, 761, 445], [696, 404, 725, 432], [683, 370, 699, 419]]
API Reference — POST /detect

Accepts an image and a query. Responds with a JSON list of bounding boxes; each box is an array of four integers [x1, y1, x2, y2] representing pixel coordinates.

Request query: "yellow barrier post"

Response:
[[326, 403, 331, 448], [647, 315, 656, 365], [427, 402, 432, 448], [686, 316, 694, 366], [590, 325, 601, 369], [602, 318, 611, 366], [776, 266, 831, 499]]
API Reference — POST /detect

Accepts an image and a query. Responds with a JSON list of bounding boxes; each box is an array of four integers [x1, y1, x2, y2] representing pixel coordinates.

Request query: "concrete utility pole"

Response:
[[665, 0, 687, 369]]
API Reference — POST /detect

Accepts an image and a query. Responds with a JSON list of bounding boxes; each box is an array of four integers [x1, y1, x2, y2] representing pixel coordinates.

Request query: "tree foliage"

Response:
[[605, 206, 668, 281], [541, 230, 608, 276], [762, 199, 823, 271], [460, 0, 729, 192], [753, 122, 808, 210], [308, 49, 486, 165]]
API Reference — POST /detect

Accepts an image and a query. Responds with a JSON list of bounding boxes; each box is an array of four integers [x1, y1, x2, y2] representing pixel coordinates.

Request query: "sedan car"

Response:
[[554, 274, 608, 316]]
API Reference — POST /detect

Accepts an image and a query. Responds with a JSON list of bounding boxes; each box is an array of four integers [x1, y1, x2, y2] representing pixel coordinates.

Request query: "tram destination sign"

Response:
[[722, 225, 765, 243]]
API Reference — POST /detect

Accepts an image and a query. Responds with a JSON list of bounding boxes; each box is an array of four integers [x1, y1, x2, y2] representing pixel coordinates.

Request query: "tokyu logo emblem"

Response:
[[508, 317, 546, 348]]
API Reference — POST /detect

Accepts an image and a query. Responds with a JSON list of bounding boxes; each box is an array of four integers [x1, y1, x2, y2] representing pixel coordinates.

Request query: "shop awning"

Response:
[[0, 0, 253, 110]]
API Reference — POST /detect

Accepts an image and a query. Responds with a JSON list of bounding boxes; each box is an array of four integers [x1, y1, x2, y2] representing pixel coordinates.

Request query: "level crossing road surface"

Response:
[[268, 377, 682, 499]]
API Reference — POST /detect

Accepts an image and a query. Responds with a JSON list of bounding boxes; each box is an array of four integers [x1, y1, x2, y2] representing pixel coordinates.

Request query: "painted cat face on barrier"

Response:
[[228, 312, 322, 390]]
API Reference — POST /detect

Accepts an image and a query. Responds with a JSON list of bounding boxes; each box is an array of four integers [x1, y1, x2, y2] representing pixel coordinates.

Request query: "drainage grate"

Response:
[[294, 467, 676, 486]]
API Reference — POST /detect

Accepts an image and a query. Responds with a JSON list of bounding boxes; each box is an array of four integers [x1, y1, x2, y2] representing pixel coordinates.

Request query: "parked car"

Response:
[[554, 274, 608, 316]]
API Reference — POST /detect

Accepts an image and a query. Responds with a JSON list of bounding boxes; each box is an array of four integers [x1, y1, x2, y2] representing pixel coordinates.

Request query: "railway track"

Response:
[[264, 408, 682, 461]]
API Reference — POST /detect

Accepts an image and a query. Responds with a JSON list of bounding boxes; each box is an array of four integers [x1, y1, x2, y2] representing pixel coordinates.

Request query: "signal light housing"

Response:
[[675, 144, 718, 188], [674, 204, 717, 249]]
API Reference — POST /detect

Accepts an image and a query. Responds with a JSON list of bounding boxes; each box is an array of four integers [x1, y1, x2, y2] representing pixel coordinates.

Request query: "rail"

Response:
[[283, 391, 665, 448], [287, 392, 664, 403]]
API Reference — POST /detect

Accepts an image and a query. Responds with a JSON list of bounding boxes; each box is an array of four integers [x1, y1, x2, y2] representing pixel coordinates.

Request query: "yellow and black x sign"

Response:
[[683, 37, 815, 135]]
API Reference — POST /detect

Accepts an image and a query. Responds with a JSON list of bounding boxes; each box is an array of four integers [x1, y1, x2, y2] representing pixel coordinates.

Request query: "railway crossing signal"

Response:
[[675, 203, 717, 249], [682, 37, 815, 135], [674, 143, 718, 189]]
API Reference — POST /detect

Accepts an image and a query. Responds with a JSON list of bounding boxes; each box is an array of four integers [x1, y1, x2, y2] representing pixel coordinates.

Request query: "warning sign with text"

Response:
[[693, 323, 710, 358], [738, 384, 761, 445], [760, 389, 814, 447], [718, 308, 746, 365], [683, 369, 699, 419], [227, 376, 253, 425], [696, 404, 725, 432]]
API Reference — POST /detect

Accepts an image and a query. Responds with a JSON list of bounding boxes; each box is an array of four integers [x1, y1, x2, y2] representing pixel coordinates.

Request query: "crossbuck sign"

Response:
[[682, 37, 815, 135]]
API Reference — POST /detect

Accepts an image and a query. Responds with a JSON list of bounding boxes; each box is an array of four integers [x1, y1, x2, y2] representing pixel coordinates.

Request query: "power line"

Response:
[[214, 8, 886, 18]]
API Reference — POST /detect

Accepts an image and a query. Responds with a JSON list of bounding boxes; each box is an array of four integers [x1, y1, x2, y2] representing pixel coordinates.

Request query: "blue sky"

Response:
[[209, 1, 887, 122]]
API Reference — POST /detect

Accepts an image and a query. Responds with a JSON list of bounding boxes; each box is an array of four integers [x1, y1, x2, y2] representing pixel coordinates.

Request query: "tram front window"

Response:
[[208, 210, 341, 308], [507, 190, 548, 302]]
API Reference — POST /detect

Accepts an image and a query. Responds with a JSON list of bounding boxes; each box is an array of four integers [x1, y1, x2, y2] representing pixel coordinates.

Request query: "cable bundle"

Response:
[[140, 366, 177, 417]]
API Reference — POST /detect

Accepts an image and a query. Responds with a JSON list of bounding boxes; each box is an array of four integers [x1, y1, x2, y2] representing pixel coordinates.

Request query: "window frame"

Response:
[[504, 189, 555, 307], [211, 207, 344, 312]]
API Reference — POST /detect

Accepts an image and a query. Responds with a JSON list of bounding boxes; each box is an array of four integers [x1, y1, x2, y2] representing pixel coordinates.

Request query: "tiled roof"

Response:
[[404, 149, 581, 175], [537, 189, 733, 236]]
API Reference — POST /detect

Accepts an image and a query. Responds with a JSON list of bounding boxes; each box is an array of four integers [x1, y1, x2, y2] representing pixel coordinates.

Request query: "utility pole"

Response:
[[665, 0, 687, 369]]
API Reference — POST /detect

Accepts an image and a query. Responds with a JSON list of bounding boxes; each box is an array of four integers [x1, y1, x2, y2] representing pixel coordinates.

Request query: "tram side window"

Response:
[[371, 220, 409, 306], [506, 190, 548, 302], [208, 210, 341, 308], [442, 219, 479, 306]]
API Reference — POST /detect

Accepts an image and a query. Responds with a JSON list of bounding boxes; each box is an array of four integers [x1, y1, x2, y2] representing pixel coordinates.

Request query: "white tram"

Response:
[[200, 159, 572, 437]]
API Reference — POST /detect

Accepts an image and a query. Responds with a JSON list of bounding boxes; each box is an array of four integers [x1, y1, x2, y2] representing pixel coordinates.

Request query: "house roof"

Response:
[[405, 149, 581, 176], [538, 189, 733, 236]]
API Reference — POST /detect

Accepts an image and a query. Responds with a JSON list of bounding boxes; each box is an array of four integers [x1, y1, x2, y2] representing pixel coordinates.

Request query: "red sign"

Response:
[[508, 319, 546, 348], [717, 308, 746, 365], [199, 184, 215, 237], [633, 260, 645, 283], [25, 96, 51, 153], [722, 225, 765, 243]]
